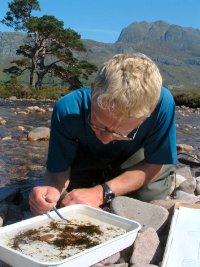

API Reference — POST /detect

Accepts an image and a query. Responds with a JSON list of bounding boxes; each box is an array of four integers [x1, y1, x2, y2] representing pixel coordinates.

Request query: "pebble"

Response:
[[0, 118, 7, 125], [177, 143, 195, 153], [16, 126, 25, 131], [2, 136, 12, 141]]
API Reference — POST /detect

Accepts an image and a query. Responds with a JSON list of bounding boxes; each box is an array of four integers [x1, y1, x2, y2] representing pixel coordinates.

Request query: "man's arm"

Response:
[[106, 162, 163, 196], [44, 169, 71, 195], [29, 168, 70, 214], [60, 162, 163, 207]]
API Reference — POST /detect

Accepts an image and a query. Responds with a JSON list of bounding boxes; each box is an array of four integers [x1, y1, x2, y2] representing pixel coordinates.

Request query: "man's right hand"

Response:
[[29, 186, 61, 215]]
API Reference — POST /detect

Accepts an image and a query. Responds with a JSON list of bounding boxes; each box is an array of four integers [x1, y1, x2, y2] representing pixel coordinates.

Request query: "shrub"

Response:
[[0, 83, 70, 100], [171, 89, 200, 108]]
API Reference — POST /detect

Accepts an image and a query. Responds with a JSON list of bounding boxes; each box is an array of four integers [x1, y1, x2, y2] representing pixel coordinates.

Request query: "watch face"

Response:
[[103, 184, 115, 203], [106, 192, 115, 203]]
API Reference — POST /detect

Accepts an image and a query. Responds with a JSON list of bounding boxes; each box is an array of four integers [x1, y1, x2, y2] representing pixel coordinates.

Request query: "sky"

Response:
[[0, 0, 200, 43]]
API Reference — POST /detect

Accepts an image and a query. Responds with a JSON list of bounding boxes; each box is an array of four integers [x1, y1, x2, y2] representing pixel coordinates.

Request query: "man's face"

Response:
[[90, 103, 142, 144]]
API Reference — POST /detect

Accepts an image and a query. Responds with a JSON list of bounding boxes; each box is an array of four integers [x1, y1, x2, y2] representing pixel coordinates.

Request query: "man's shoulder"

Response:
[[55, 87, 91, 115], [151, 87, 175, 118], [58, 87, 91, 104], [161, 87, 174, 100], [159, 87, 175, 107]]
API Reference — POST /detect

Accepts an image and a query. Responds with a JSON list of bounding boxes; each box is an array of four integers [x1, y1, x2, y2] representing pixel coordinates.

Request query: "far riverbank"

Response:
[[1, 82, 200, 108]]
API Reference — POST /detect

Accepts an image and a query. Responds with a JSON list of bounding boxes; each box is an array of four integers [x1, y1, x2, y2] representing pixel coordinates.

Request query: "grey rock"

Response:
[[93, 263, 128, 267], [111, 196, 169, 232], [175, 167, 193, 180], [95, 264, 128, 267], [27, 127, 50, 141], [178, 177, 196, 194], [120, 245, 134, 262], [169, 173, 185, 195], [0, 261, 11, 267], [131, 264, 158, 267], [111, 264, 129, 267], [173, 174, 186, 187], [95, 252, 120, 265], [0, 216, 3, 227], [196, 181, 200, 195], [177, 144, 195, 153], [150, 198, 198, 216], [130, 264, 158, 267], [9, 96, 17, 101], [2, 136, 12, 141], [195, 177, 200, 193], [0, 117, 7, 125], [130, 228, 160, 265], [175, 190, 199, 200]]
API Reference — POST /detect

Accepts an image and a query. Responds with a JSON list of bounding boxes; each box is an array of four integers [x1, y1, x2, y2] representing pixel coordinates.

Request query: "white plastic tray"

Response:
[[0, 204, 141, 267]]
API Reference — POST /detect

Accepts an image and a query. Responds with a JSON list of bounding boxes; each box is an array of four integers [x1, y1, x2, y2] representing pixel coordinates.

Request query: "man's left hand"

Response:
[[60, 185, 103, 208]]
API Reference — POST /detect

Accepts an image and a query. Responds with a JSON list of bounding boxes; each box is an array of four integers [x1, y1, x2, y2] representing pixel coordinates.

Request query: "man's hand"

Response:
[[29, 186, 61, 215], [60, 185, 103, 208]]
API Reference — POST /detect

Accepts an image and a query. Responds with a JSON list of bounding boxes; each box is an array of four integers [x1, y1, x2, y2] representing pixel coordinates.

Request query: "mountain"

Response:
[[1, 20, 200, 89]]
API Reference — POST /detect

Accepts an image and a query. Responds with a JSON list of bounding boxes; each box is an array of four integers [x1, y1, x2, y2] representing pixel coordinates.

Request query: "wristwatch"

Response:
[[102, 183, 115, 203]]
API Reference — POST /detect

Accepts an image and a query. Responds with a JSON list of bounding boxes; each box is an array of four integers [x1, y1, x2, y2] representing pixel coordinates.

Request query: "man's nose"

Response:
[[99, 131, 114, 144]]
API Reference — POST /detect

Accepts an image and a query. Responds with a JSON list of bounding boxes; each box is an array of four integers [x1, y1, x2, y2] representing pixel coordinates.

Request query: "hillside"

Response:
[[1, 21, 200, 89]]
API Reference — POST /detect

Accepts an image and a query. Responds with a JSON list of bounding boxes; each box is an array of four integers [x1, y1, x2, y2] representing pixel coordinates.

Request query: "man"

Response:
[[29, 53, 177, 215]]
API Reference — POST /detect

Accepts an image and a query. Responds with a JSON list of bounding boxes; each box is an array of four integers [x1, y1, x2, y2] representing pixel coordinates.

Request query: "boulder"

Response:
[[27, 127, 50, 141], [130, 228, 160, 265], [111, 197, 169, 232]]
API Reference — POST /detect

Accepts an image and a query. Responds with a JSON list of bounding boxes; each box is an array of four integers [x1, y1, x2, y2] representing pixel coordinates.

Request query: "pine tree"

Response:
[[2, 0, 97, 88]]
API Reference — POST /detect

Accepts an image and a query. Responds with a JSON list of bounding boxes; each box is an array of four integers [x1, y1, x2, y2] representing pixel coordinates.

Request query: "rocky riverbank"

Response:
[[0, 163, 200, 267], [0, 101, 200, 266]]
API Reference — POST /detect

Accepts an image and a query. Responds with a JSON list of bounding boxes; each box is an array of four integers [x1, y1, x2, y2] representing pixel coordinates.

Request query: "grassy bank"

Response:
[[0, 82, 70, 100], [171, 89, 200, 108]]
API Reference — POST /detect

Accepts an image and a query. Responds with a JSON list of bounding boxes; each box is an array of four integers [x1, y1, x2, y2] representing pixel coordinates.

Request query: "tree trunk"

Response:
[[30, 69, 38, 88], [35, 72, 45, 88], [30, 57, 38, 88], [35, 56, 46, 88]]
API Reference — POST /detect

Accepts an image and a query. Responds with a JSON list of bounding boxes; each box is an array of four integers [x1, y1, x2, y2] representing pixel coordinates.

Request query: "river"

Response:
[[0, 99, 200, 196]]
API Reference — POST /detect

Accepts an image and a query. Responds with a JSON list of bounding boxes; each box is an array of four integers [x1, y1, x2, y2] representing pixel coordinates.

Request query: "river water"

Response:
[[0, 99, 200, 197]]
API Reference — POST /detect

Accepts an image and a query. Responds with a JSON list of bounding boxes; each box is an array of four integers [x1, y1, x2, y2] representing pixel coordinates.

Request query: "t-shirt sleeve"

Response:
[[46, 102, 78, 172], [144, 90, 177, 164]]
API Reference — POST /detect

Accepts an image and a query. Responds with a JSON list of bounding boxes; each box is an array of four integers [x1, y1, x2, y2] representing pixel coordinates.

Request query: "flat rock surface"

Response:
[[111, 196, 169, 232]]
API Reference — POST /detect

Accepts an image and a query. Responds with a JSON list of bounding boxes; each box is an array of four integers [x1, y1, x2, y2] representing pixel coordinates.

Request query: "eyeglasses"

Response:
[[87, 114, 140, 141]]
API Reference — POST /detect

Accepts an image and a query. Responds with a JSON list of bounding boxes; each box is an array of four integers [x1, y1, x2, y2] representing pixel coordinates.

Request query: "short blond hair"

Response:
[[92, 53, 162, 118]]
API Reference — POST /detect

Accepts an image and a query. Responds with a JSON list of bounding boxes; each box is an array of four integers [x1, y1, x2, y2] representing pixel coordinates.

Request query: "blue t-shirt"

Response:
[[47, 87, 177, 172]]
